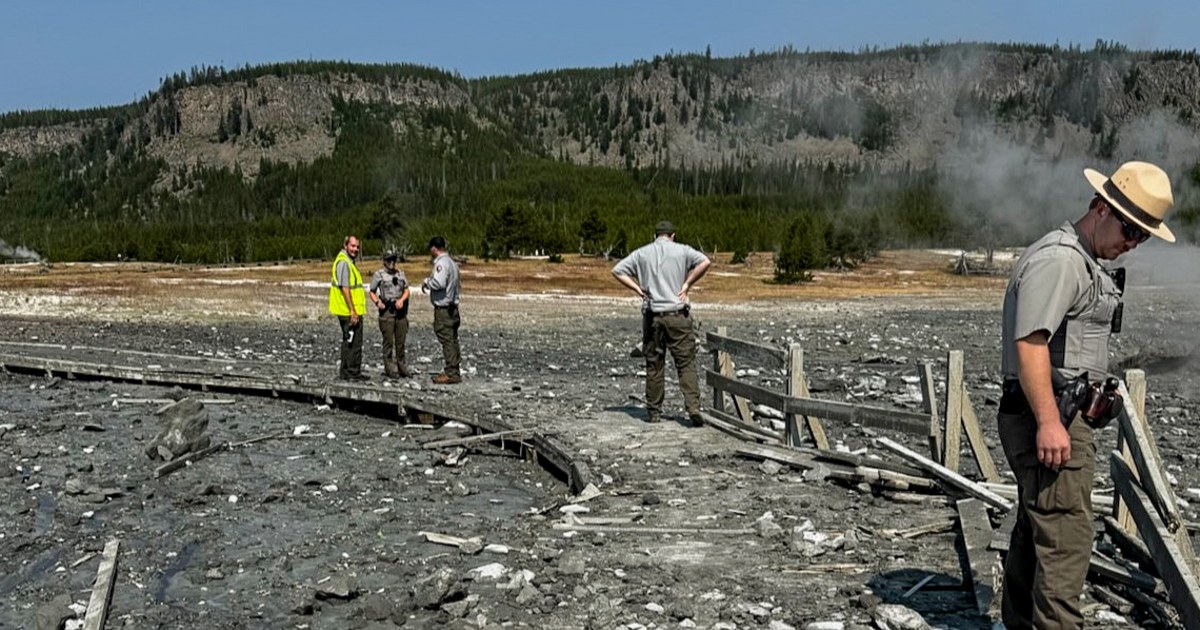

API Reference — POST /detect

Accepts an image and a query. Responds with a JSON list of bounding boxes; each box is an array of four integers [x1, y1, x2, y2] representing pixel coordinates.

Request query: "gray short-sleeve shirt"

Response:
[[612, 237, 708, 313]]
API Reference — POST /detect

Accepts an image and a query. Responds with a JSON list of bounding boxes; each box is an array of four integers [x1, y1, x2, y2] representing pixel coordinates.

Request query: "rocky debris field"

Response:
[[1, 278, 1199, 629]]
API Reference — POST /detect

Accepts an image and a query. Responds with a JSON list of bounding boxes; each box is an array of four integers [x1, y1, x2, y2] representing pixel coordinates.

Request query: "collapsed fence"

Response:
[[704, 327, 1200, 625]]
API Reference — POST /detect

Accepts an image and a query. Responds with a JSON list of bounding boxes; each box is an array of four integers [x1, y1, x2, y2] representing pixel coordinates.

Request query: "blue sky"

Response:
[[3, 0, 1199, 113]]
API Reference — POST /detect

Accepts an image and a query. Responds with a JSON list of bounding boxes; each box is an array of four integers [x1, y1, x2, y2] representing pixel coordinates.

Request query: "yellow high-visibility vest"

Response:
[[328, 251, 367, 316]]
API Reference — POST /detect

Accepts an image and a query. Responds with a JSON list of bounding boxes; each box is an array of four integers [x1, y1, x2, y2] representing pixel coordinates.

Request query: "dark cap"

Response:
[[654, 220, 676, 235], [382, 248, 399, 261], [428, 236, 447, 250]]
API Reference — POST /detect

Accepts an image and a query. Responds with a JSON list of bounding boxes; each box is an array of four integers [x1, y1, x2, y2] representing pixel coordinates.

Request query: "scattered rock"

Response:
[[144, 398, 210, 461], [314, 574, 358, 600], [872, 603, 931, 630]]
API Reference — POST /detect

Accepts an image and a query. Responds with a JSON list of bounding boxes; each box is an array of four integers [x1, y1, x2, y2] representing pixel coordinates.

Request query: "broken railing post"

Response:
[[1114, 369, 1147, 534], [786, 344, 828, 450], [918, 362, 942, 464], [943, 350, 964, 473]]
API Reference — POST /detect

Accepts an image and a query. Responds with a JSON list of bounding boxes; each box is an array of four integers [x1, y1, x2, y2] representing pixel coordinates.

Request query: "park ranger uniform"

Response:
[[612, 236, 709, 422], [370, 264, 411, 378], [997, 222, 1121, 629], [424, 252, 462, 380]]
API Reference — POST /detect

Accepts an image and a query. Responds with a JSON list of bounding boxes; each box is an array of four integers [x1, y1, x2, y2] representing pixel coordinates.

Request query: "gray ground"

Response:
[[1, 275, 1199, 629]]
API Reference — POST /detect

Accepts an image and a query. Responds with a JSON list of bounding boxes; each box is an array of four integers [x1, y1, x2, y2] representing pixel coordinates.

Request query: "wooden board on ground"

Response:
[[960, 390, 1000, 482], [956, 498, 1000, 615], [876, 437, 1013, 512], [83, 539, 120, 630], [786, 345, 829, 450]]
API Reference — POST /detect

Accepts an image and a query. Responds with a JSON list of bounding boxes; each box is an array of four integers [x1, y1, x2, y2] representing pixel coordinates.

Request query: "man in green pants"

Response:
[[421, 236, 462, 385], [997, 161, 1177, 628], [613, 220, 711, 424]]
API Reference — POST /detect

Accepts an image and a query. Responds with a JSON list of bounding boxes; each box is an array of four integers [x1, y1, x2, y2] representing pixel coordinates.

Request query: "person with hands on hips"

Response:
[[369, 248, 412, 379], [996, 161, 1178, 629], [422, 236, 462, 385]]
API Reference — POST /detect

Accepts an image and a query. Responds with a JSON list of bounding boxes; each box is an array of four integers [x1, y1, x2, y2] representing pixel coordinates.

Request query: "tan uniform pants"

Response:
[[378, 313, 409, 376], [997, 409, 1095, 630], [642, 311, 701, 418]]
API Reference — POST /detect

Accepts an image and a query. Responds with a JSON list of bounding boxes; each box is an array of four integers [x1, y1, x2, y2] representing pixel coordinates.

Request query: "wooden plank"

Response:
[[960, 390, 1000, 482], [956, 498, 1000, 615], [990, 506, 1017, 552], [1116, 378, 1185, 535], [717, 354, 755, 423], [83, 539, 120, 630], [783, 395, 929, 437], [711, 327, 728, 415], [421, 429, 538, 450], [1111, 453, 1200, 626], [979, 482, 1115, 511], [943, 350, 964, 473], [786, 345, 829, 450], [1114, 369, 1146, 534], [704, 331, 787, 369], [918, 362, 942, 463], [552, 522, 755, 535], [704, 368, 789, 410], [875, 437, 1013, 512], [699, 410, 783, 444], [735, 443, 822, 471], [153, 442, 230, 479], [1102, 515, 1155, 572], [1088, 552, 1164, 594]]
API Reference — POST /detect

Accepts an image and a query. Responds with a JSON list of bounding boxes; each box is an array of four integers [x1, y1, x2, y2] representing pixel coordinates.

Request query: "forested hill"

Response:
[[2, 42, 1200, 264]]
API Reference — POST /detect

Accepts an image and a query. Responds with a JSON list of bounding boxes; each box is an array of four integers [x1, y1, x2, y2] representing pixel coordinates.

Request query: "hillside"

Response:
[[2, 43, 1200, 263]]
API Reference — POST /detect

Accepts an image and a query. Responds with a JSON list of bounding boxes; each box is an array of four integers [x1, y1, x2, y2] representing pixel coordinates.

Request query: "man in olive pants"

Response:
[[613, 220, 711, 424], [997, 161, 1178, 628]]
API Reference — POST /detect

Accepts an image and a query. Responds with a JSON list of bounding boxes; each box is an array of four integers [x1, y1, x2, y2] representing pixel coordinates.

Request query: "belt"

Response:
[[434, 304, 458, 310], [648, 309, 687, 317]]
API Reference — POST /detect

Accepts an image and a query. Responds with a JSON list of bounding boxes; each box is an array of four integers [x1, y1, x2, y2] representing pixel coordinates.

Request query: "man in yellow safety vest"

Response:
[[329, 235, 369, 381]]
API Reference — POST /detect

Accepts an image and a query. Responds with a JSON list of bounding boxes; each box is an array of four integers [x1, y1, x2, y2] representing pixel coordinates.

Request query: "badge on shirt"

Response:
[[435, 265, 442, 273]]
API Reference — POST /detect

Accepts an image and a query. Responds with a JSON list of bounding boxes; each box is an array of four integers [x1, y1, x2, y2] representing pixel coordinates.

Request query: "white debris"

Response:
[[559, 504, 590, 514], [293, 425, 310, 436], [467, 562, 508, 580], [227, 495, 238, 504], [645, 602, 664, 613], [484, 544, 510, 554]]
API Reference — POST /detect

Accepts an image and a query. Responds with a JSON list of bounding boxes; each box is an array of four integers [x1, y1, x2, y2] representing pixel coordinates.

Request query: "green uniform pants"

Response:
[[378, 313, 409, 376], [997, 409, 1095, 630], [642, 311, 701, 419], [337, 316, 364, 378], [433, 305, 461, 377]]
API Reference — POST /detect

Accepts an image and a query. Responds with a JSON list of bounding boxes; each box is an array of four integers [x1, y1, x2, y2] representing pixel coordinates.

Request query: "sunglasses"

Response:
[[1114, 212, 1150, 244]]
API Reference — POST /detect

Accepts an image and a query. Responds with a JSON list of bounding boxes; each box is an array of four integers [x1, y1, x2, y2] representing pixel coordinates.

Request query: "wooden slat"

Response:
[[876, 437, 1013, 511], [1111, 453, 1200, 627], [918, 362, 942, 463], [83, 539, 120, 630], [421, 429, 538, 450], [786, 345, 829, 450], [705, 331, 787, 369], [718, 353, 755, 423], [1116, 378, 1185, 534], [711, 328, 728, 415], [1114, 369, 1146, 533], [960, 391, 1000, 482], [943, 350, 964, 473], [784, 396, 929, 436], [699, 409, 783, 444], [956, 498, 1000, 615], [704, 368, 789, 410]]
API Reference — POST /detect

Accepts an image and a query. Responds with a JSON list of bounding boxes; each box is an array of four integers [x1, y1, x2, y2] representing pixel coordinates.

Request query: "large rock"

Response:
[[144, 398, 210, 461], [872, 604, 932, 630]]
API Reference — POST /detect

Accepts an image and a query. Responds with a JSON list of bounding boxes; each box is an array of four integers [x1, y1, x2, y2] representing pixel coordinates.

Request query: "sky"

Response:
[[3, 0, 1200, 114]]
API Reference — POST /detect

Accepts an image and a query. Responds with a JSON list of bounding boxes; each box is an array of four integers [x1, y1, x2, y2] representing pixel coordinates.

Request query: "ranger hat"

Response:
[[654, 220, 676, 235], [382, 248, 399, 261], [1084, 161, 1176, 243]]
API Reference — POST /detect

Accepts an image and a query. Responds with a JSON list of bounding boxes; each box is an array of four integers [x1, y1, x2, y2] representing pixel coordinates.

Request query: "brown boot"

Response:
[[431, 373, 462, 385]]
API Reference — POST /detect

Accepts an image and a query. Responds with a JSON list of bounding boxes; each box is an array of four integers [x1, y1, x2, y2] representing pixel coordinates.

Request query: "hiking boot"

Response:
[[397, 367, 415, 378], [689, 412, 705, 426], [384, 370, 401, 379], [431, 373, 462, 385], [646, 413, 662, 424]]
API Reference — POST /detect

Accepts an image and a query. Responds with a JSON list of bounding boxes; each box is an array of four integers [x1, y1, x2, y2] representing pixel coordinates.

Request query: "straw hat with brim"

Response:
[[1084, 161, 1176, 243]]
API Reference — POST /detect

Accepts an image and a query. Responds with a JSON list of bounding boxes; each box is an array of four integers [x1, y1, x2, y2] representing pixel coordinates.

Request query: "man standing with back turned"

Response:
[[613, 220, 711, 424], [329, 235, 368, 381], [422, 236, 462, 385], [998, 161, 1177, 629]]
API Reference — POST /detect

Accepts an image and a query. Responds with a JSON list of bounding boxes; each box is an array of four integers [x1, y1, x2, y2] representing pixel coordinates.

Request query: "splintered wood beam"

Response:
[[701, 408, 783, 443], [918, 362, 942, 463], [876, 437, 1013, 512], [704, 331, 787, 369], [717, 353, 755, 423], [943, 350, 964, 473], [83, 539, 120, 630], [1111, 452, 1200, 627], [960, 390, 1000, 482], [1114, 369, 1146, 534], [1116, 377, 1185, 535], [956, 498, 1000, 615], [704, 368, 789, 410], [786, 345, 829, 450]]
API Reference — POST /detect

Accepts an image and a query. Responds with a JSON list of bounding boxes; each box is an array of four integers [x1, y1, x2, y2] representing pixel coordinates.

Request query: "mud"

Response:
[[2, 255, 1200, 629]]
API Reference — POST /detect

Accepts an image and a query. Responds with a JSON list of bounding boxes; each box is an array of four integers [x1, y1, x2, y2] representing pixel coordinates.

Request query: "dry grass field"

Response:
[[0, 250, 1008, 323]]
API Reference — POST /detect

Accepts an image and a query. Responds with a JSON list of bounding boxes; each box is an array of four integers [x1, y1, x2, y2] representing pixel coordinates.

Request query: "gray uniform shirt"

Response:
[[1001, 222, 1121, 380], [424, 253, 461, 307], [334, 250, 355, 287], [369, 268, 408, 302], [612, 237, 709, 314]]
